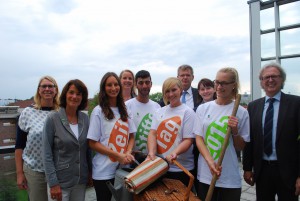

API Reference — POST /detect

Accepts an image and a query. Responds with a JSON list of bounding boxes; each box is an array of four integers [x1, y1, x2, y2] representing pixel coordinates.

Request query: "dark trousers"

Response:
[[93, 179, 114, 201], [197, 181, 241, 201], [256, 161, 298, 201]]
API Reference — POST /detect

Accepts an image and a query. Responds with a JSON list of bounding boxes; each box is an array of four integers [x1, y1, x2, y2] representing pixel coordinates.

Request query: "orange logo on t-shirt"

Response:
[[156, 116, 181, 154], [108, 118, 129, 162]]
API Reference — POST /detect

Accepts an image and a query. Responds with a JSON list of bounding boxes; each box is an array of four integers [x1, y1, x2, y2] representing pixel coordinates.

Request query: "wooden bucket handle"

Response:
[[173, 159, 194, 201]]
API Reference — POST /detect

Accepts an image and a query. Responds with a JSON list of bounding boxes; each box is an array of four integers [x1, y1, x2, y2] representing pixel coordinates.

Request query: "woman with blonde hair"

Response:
[[147, 77, 196, 186], [194, 67, 249, 201], [15, 75, 60, 201], [119, 69, 136, 101]]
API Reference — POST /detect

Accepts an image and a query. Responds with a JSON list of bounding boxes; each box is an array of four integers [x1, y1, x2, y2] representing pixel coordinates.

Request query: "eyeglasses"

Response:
[[39, 84, 56, 89], [213, 80, 235, 87], [261, 75, 281, 81], [137, 80, 151, 85]]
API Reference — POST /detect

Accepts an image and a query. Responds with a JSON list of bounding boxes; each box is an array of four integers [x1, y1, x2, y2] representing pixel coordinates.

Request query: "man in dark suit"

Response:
[[159, 64, 200, 109], [243, 62, 300, 201]]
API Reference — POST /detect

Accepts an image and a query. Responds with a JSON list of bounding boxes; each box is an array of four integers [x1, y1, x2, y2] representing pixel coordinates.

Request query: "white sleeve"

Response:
[[182, 108, 196, 138], [87, 106, 102, 141], [237, 106, 250, 142], [150, 108, 160, 130], [128, 111, 137, 134]]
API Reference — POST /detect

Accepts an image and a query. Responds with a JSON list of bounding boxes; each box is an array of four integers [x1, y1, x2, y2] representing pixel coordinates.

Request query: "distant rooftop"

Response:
[[0, 106, 20, 118], [7, 99, 34, 108]]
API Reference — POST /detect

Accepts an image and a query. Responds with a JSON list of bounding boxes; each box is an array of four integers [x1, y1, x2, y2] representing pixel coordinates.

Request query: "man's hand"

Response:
[[295, 177, 300, 195], [243, 171, 254, 186]]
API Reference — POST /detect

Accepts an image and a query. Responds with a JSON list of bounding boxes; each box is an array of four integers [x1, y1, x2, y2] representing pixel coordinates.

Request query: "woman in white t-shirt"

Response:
[[87, 72, 136, 201], [119, 69, 136, 102], [194, 67, 250, 201], [147, 77, 196, 186]]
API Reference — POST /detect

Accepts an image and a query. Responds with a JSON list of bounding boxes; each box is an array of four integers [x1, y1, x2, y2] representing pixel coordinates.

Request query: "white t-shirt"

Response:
[[193, 101, 250, 188], [151, 104, 196, 172], [70, 124, 79, 139], [87, 106, 136, 180], [125, 98, 161, 153]]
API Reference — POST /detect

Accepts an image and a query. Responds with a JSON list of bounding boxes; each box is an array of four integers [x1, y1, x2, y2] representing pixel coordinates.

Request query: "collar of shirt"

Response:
[[265, 91, 281, 103], [184, 86, 193, 95]]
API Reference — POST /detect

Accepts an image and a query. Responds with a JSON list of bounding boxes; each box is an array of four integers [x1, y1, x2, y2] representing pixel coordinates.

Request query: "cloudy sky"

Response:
[[0, 0, 287, 100]]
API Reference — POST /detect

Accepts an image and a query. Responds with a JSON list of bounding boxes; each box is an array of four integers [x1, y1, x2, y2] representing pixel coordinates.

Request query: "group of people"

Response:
[[14, 62, 299, 201]]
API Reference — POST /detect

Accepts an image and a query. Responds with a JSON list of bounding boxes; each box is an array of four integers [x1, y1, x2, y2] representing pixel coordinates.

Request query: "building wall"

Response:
[[0, 107, 19, 180], [0, 118, 17, 147]]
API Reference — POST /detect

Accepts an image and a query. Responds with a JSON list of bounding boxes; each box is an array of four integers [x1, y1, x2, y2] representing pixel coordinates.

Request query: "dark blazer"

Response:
[[159, 87, 200, 109], [243, 92, 300, 190]]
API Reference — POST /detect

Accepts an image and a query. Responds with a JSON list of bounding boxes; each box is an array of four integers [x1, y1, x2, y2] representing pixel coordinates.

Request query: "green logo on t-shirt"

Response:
[[205, 116, 229, 160], [136, 113, 153, 152]]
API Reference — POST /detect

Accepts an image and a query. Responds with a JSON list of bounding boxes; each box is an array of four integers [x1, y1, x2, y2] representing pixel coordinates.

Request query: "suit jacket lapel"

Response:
[[276, 92, 288, 141], [77, 112, 84, 139], [257, 98, 265, 138], [58, 108, 78, 141]]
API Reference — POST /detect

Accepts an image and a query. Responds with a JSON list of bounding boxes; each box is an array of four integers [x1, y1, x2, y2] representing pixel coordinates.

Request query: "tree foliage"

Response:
[[88, 93, 98, 116], [149, 92, 162, 103]]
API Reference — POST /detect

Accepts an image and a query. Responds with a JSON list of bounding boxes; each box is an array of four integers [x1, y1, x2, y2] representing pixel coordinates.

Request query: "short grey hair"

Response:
[[177, 64, 194, 76], [259, 61, 286, 89]]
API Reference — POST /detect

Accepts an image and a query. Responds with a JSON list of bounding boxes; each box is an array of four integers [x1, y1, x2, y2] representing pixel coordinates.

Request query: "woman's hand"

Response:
[[228, 116, 239, 135], [146, 153, 156, 161], [16, 172, 27, 190], [207, 159, 222, 178], [118, 153, 134, 165], [50, 185, 62, 201], [166, 153, 177, 164]]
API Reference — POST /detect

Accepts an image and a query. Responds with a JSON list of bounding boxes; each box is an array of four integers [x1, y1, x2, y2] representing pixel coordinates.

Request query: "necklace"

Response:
[[69, 121, 77, 125], [67, 116, 78, 125]]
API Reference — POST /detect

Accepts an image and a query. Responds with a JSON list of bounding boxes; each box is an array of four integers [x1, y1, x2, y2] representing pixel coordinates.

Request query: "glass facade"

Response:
[[248, 0, 300, 99]]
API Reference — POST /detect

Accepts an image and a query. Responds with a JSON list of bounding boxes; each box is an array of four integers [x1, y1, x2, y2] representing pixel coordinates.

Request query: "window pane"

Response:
[[280, 1, 300, 27], [281, 58, 300, 96], [261, 8, 274, 30], [261, 33, 275, 58], [281, 28, 300, 55]]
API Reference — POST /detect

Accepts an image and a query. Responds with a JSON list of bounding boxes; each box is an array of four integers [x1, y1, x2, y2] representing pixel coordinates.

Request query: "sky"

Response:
[[1, 0, 253, 100]]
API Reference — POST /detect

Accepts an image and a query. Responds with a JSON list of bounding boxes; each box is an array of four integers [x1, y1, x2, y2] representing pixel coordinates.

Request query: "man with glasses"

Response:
[[125, 70, 161, 155], [159, 64, 200, 110], [243, 62, 300, 201]]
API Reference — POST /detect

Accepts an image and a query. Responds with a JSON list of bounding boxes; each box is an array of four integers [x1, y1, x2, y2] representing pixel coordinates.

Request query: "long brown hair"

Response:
[[99, 72, 128, 121]]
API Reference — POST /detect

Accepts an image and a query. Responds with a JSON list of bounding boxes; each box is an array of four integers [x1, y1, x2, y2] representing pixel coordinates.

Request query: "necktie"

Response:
[[182, 91, 187, 104], [264, 98, 275, 156]]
